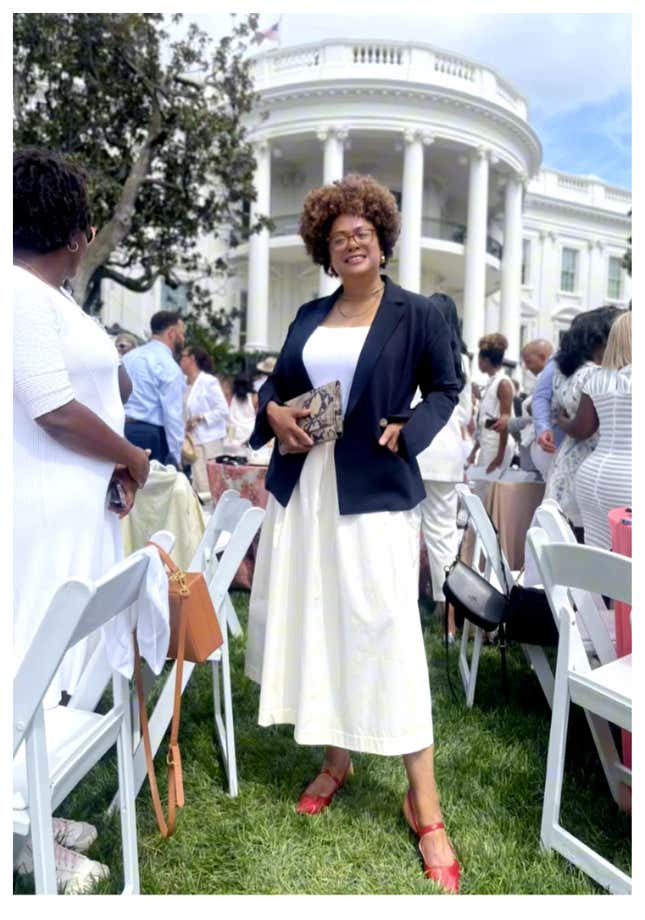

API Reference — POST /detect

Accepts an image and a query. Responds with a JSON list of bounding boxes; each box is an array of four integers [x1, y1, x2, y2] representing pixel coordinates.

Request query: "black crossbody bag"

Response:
[[441, 509, 558, 699]]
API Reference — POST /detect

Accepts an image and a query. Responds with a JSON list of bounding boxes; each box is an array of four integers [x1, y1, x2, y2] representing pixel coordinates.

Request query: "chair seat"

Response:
[[13, 705, 113, 813], [569, 654, 631, 730]]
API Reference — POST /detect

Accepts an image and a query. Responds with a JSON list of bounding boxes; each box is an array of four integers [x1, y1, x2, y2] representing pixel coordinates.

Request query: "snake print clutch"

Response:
[[277, 380, 343, 455]]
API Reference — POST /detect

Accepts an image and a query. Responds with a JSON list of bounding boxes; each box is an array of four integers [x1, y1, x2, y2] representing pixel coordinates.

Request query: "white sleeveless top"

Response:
[[302, 325, 370, 417]]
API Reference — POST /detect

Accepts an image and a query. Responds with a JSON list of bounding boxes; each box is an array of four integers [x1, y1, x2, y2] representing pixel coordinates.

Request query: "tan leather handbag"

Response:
[[133, 542, 224, 837]]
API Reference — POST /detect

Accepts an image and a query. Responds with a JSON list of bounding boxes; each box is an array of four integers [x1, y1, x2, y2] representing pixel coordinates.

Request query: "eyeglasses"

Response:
[[327, 226, 376, 251], [85, 226, 97, 245]]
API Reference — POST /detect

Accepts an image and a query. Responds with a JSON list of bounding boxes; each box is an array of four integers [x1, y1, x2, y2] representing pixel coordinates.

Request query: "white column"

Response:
[[318, 127, 348, 296], [462, 147, 490, 354], [399, 130, 432, 293], [246, 140, 271, 352], [499, 172, 524, 362]]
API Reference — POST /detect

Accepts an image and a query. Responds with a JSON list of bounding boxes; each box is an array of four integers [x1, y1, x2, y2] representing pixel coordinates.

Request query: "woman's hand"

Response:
[[486, 454, 504, 475], [186, 415, 202, 432], [378, 422, 404, 453], [126, 445, 151, 488], [108, 467, 139, 518], [267, 402, 313, 454]]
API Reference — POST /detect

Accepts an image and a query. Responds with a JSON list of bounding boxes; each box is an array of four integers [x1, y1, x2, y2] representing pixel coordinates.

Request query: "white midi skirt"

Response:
[[245, 441, 434, 756]]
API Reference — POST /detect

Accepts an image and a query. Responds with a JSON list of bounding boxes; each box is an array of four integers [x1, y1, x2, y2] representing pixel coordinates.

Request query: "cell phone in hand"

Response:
[[107, 479, 127, 511], [484, 417, 498, 429]]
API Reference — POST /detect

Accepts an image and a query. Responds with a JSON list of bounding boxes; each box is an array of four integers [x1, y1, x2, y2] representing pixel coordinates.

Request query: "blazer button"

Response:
[[379, 418, 388, 428]]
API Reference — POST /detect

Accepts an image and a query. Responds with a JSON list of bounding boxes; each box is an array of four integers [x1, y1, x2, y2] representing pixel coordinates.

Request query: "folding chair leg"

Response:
[[25, 708, 57, 894], [540, 624, 572, 851], [521, 644, 555, 708], [459, 621, 484, 708], [584, 712, 631, 811], [114, 676, 140, 894], [211, 633, 238, 797]]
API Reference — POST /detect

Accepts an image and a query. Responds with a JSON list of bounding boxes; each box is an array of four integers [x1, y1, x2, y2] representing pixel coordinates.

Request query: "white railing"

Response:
[[251, 40, 527, 118], [352, 44, 403, 65], [604, 187, 631, 203], [434, 52, 475, 82], [558, 175, 589, 191]]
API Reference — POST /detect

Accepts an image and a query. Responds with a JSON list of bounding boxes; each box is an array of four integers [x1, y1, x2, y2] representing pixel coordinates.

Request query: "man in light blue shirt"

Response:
[[123, 311, 186, 467], [531, 354, 565, 451]]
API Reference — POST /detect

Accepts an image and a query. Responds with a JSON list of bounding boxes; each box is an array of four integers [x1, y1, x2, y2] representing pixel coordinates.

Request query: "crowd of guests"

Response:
[[13, 147, 631, 895]]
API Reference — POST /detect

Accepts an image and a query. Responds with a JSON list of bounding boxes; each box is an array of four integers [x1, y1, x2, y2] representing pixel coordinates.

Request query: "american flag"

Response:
[[253, 20, 281, 44]]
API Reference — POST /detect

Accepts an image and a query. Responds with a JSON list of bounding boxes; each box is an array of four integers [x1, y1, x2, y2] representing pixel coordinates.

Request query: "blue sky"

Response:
[[186, 11, 632, 189]]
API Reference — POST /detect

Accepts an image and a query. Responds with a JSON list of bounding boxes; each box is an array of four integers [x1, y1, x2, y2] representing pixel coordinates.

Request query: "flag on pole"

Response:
[[253, 20, 281, 45]]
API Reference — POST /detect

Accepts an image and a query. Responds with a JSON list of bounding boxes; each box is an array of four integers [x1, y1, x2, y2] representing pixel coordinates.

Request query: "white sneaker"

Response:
[[15, 839, 110, 894], [52, 816, 97, 853]]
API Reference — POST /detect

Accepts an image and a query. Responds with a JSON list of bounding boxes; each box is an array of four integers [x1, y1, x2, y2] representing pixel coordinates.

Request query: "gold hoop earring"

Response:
[[67, 240, 79, 253]]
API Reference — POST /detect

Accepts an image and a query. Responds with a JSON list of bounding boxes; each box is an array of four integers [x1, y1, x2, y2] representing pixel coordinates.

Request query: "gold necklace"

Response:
[[14, 258, 57, 289], [336, 284, 384, 319]]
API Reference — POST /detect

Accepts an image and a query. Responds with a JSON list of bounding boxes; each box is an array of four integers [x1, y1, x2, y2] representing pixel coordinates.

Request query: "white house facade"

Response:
[[101, 39, 631, 377]]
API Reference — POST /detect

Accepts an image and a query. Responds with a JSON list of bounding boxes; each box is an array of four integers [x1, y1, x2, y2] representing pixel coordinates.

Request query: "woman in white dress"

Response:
[[467, 334, 514, 477], [558, 311, 631, 548], [414, 295, 472, 642], [13, 148, 150, 891], [544, 305, 620, 530], [223, 373, 258, 452], [245, 175, 461, 892], [179, 345, 229, 492]]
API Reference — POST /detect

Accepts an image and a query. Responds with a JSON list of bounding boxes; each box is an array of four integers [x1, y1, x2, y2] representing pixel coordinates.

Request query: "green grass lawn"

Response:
[[14, 593, 631, 895]]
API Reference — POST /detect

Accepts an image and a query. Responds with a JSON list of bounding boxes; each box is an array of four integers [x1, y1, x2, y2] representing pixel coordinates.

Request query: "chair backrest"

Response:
[[527, 527, 631, 674], [14, 548, 154, 753], [67, 550, 151, 648], [189, 490, 251, 574], [14, 580, 94, 755], [206, 506, 265, 612], [534, 501, 616, 664], [456, 484, 512, 592]]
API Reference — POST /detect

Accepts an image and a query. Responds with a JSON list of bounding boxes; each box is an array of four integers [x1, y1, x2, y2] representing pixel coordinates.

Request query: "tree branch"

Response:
[[101, 264, 160, 292]]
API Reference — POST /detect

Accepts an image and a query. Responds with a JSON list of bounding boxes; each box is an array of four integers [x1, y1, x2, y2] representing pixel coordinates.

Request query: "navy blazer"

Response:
[[249, 276, 460, 514]]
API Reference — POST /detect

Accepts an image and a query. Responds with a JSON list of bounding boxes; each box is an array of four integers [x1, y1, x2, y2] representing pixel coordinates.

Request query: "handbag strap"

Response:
[[135, 543, 188, 838]]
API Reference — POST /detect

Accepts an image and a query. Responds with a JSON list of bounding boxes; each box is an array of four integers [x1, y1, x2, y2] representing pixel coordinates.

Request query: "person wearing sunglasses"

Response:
[[13, 148, 150, 893], [245, 173, 461, 892]]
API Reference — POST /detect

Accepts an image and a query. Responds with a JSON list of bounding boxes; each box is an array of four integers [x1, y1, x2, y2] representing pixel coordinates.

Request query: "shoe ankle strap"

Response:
[[418, 820, 445, 838], [319, 766, 345, 790]]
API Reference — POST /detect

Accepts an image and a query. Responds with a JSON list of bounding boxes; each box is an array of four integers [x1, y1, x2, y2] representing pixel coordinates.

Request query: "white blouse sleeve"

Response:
[[202, 376, 230, 427], [13, 289, 75, 419]]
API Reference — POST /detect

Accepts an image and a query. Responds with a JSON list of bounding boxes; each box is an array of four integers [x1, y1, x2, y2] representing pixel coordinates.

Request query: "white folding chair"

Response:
[[13, 548, 157, 894], [527, 528, 631, 894], [127, 490, 264, 799], [533, 501, 616, 663], [455, 484, 554, 708]]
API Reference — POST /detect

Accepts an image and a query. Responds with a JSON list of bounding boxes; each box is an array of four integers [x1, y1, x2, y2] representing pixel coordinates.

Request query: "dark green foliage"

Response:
[[14, 12, 267, 340]]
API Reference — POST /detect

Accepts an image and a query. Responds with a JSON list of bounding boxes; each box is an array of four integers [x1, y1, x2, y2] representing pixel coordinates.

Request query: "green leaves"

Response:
[[14, 12, 262, 335]]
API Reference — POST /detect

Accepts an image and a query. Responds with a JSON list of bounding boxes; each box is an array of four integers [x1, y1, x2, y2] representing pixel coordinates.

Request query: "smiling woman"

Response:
[[244, 173, 465, 891]]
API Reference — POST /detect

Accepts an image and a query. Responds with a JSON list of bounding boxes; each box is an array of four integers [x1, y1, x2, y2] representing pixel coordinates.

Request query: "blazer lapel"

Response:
[[345, 276, 406, 419]]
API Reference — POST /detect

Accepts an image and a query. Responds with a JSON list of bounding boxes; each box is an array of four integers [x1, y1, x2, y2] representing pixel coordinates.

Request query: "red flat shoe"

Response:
[[403, 789, 460, 893], [296, 761, 353, 815]]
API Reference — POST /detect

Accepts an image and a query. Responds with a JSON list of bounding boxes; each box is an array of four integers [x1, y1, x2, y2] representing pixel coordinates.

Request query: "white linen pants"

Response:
[[419, 481, 459, 602]]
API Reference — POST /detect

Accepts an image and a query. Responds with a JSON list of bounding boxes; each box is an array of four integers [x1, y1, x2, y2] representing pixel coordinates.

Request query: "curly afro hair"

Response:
[[299, 173, 401, 275], [555, 305, 621, 377], [478, 333, 508, 367], [14, 147, 92, 254]]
